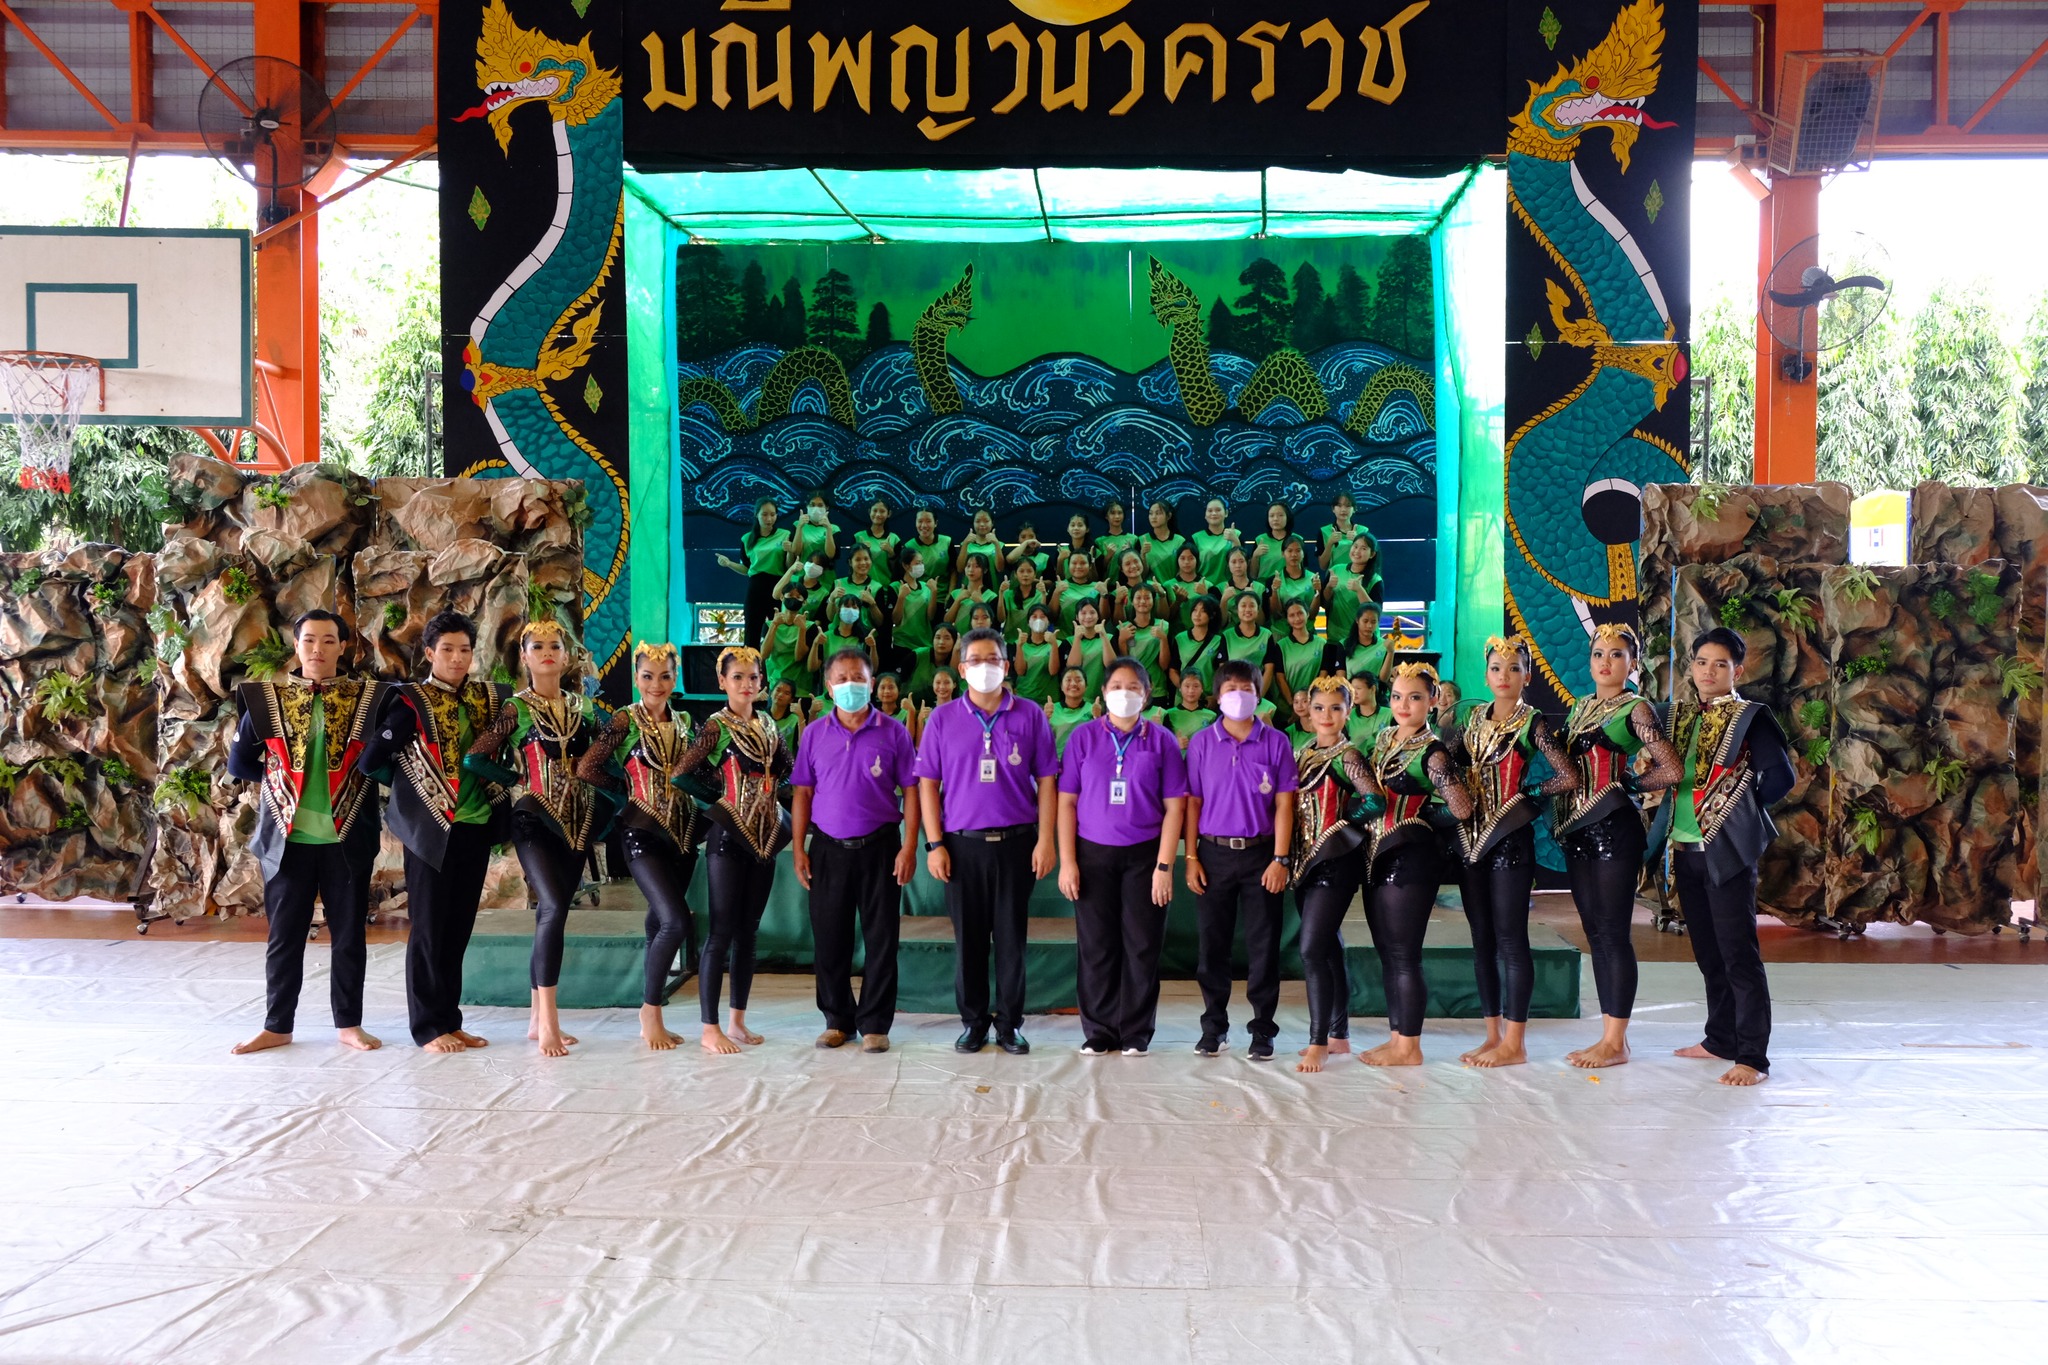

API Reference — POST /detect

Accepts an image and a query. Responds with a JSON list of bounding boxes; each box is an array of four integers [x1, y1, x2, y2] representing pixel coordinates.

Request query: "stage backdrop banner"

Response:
[[670, 237, 1440, 601], [624, 0, 1502, 171], [440, 0, 635, 690], [1502, 0, 1697, 710]]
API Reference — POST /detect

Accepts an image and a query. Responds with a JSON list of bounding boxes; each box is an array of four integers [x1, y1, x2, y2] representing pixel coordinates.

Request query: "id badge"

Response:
[[979, 756, 999, 783], [1108, 779, 1128, 807]]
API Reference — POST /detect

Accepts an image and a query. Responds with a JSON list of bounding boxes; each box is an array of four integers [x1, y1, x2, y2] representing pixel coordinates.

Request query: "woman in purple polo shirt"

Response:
[[1056, 656, 1188, 1057]]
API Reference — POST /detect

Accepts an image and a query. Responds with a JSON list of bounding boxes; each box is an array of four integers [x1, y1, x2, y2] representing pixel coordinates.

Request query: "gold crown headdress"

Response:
[[1485, 632, 1531, 661], [1306, 671, 1354, 703], [1593, 622, 1641, 655], [633, 640, 679, 667], [520, 617, 569, 645], [716, 644, 763, 674], [1392, 660, 1439, 686]]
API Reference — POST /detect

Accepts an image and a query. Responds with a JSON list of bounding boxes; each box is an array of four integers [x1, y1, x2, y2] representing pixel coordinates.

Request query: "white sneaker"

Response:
[[1121, 1046, 1148, 1057], [1079, 1042, 1113, 1056]]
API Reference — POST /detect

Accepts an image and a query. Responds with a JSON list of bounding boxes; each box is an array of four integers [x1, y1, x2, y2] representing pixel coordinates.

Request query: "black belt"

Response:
[[953, 823, 1037, 842], [1200, 834, 1273, 852], [816, 828, 896, 850]]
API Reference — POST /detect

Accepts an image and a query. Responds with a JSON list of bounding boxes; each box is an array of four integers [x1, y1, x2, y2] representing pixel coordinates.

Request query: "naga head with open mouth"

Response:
[[1512, 0, 1675, 171], [1147, 258, 1203, 330], [457, 0, 621, 154]]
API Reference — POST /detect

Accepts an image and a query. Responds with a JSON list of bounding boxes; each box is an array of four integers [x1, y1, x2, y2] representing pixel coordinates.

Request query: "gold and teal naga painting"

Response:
[[453, 0, 631, 677], [1505, 0, 1688, 702]]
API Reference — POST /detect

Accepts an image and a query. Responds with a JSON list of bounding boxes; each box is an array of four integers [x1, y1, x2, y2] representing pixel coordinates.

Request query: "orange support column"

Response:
[[1751, 0, 1824, 485], [250, 0, 315, 468]]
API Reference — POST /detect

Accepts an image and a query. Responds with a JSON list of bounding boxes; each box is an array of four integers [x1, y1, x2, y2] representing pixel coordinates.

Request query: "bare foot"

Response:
[[535, 1029, 575, 1058], [1359, 1037, 1424, 1067], [701, 1024, 741, 1055], [1674, 1044, 1725, 1060], [640, 1005, 682, 1051], [1718, 1064, 1766, 1087], [231, 1029, 291, 1055], [1299, 1038, 1353, 1057], [727, 1017, 763, 1046], [1460, 1023, 1504, 1066], [1569, 1039, 1630, 1068], [422, 1032, 468, 1053], [1471, 1042, 1527, 1068], [1296, 1044, 1328, 1074], [453, 1030, 489, 1049], [337, 1027, 382, 1052]]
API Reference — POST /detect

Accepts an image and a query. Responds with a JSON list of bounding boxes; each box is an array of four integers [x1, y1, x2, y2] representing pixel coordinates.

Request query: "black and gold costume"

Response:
[[677, 708, 793, 1026], [578, 701, 701, 1009], [1290, 739, 1375, 1048], [1364, 725, 1473, 1037]]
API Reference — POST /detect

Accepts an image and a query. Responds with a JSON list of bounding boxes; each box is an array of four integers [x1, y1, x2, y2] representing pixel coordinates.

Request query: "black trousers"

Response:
[[403, 821, 495, 1046], [701, 823, 777, 1024], [1461, 825, 1537, 1024], [1674, 848, 1771, 1072], [743, 572, 778, 649], [513, 811, 585, 991], [1296, 850, 1362, 1047], [1195, 838, 1284, 1043], [624, 827, 696, 1008], [261, 840, 368, 1034], [1565, 808, 1646, 1019], [809, 830, 904, 1036], [945, 833, 1035, 1033], [1366, 841, 1437, 1037], [1073, 837, 1169, 1051]]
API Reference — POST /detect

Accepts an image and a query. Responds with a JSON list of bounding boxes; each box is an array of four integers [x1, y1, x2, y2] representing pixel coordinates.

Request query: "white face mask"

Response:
[[963, 662, 1007, 695], [1104, 689, 1145, 719], [809, 507, 827, 525], [1029, 617, 1049, 635], [908, 562, 924, 580], [839, 607, 860, 625], [805, 564, 823, 581]]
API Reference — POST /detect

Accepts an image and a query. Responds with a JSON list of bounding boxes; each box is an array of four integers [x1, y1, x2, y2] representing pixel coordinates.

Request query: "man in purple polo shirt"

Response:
[[916, 627, 1059, 1055], [1185, 657, 1298, 1060], [792, 647, 923, 1054]]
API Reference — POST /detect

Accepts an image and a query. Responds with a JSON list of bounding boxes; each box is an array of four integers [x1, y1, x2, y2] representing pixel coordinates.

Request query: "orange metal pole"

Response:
[[1751, 0, 1825, 484], [251, 0, 313, 466]]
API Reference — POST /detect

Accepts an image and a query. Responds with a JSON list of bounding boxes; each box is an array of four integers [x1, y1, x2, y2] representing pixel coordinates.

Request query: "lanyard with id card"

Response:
[[1107, 723, 1139, 806], [974, 700, 1003, 783]]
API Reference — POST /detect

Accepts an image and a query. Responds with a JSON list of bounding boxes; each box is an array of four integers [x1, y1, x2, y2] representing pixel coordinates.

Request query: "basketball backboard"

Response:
[[0, 227, 251, 427]]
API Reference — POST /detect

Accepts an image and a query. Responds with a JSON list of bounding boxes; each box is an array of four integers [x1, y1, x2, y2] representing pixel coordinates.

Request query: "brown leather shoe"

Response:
[[861, 1033, 889, 1053], [815, 1029, 849, 1049]]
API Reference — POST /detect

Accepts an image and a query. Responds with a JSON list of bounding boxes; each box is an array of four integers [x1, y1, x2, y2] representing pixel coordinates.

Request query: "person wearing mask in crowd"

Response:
[[1347, 671, 1390, 750], [791, 648, 922, 1054], [1095, 501, 1138, 580], [763, 585, 816, 698], [1007, 520, 1053, 580], [1326, 534, 1380, 649], [917, 628, 1059, 1056], [1051, 551, 1106, 635], [1657, 627, 1795, 1087], [227, 610, 390, 1056], [1140, 499, 1188, 586], [1268, 535, 1323, 626], [767, 678, 809, 753], [1318, 492, 1380, 594], [716, 499, 791, 649], [826, 545, 889, 637], [1054, 513, 1095, 584], [1271, 599, 1326, 718], [770, 553, 836, 622], [956, 508, 1004, 586], [1013, 607, 1062, 704], [1442, 634, 1578, 1069], [904, 507, 954, 593], [1163, 669, 1218, 750], [853, 500, 901, 591], [1222, 590, 1277, 698], [465, 620, 612, 1058], [907, 622, 961, 705], [1110, 549, 1162, 628], [1047, 664, 1101, 758], [1117, 584, 1172, 698], [576, 642, 700, 1051], [1066, 598, 1115, 699], [1058, 658, 1188, 1057], [1163, 543, 1213, 630], [1191, 497, 1242, 584], [1358, 662, 1474, 1067], [806, 589, 877, 681], [1330, 602, 1391, 685], [946, 554, 999, 629], [999, 558, 1050, 644], [1249, 502, 1294, 582], [891, 545, 938, 678], [792, 490, 839, 568], [1290, 674, 1378, 1074], [1172, 596, 1226, 700], [1217, 547, 1264, 629], [1183, 658, 1299, 1060], [1555, 623, 1682, 1072], [675, 646, 794, 1055]]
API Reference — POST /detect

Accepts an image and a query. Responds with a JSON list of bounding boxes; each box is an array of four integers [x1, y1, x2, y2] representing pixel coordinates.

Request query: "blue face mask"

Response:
[[830, 681, 872, 712]]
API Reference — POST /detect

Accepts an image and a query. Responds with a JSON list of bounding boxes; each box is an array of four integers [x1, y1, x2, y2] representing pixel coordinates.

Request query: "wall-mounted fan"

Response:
[[1760, 231, 1890, 382], [197, 56, 339, 224]]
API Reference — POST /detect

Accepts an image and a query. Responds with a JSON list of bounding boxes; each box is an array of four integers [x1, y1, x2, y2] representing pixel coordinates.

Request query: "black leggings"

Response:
[[700, 823, 776, 1024], [1564, 808, 1645, 1019], [743, 573, 778, 649], [625, 826, 696, 1008], [1461, 825, 1536, 1023], [1296, 851, 1361, 1046], [514, 811, 585, 991], [1365, 841, 1437, 1036]]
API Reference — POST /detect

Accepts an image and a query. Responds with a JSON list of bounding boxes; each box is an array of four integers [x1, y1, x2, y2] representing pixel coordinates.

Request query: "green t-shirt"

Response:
[[1049, 702, 1095, 757], [1224, 626, 1274, 674], [1122, 621, 1171, 696], [1165, 704, 1217, 745], [1140, 532, 1187, 585], [1343, 640, 1390, 683], [1272, 570, 1320, 620], [288, 695, 339, 845], [1068, 629, 1112, 697], [743, 527, 791, 577], [1174, 630, 1223, 693], [1218, 582, 1264, 628], [453, 699, 495, 825], [1015, 638, 1060, 703], [905, 535, 953, 584], [1057, 583, 1106, 634], [1190, 529, 1238, 584], [1290, 727, 1316, 755], [894, 581, 937, 652], [1674, 727, 1704, 842], [1322, 524, 1382, 592], [1162, 577, 1212, 627], [765, 617, 811, 693], [774, 708, 805, 753], [959, 536, 1003, 584], [1095, 533, 1139, 578], [1325, 571, 1374, 647], [949, 586, 997, 627], [1002, 586, 1052, 640], [1249, 532, 1291, 579], [1275, 630, 1325, 696], [853, 530, 900, 585], [1346, 707, 1391, 751], [791, 519, 837, 564]]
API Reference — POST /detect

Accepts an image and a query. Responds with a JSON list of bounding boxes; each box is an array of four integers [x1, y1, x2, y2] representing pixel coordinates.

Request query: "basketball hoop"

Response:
[[0, 351, 105, 494]]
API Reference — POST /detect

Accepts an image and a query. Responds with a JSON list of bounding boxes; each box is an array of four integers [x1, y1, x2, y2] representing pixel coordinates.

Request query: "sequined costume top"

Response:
[[1442, 701, 1577, 861], [1367, 725, 1474, 865], [1291, 739, 1375, 886], [471, 689, 611, 852], [677, 707, 794, 861], [1553, 692, 1681, 838], [576, 701, 700, 854]]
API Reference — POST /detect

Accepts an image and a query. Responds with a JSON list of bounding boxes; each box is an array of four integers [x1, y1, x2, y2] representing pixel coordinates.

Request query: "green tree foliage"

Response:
[[775, 276, 807, 349], [0, 423, 187, 553], [1290, 263, 1336, 353], [807, 268, 861, 365], [331, 267, 439, 478], [675, 246, 740, 360], [737, 261, 772, 343], [1817, 305, 1921, 492], [1366, 236, 1434, 357], [865, 302, 894, 354], [1230, 258, 1291, 358], [1206, 297, 1238, 353], [1909, 285, 2025, 486], [2019, 296, 2048, 482], [1688, 292, 1755, 484], [1333, 265, 1370, 340]]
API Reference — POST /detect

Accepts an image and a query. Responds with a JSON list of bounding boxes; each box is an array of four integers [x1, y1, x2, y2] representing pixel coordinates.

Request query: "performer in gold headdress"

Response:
[[1288, 674, 1379, 1073], [675, 644, 794, 1055]]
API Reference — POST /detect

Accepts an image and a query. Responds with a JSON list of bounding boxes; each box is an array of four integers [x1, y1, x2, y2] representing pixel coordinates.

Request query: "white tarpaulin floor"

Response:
[[4, 938, 2046, 1363]]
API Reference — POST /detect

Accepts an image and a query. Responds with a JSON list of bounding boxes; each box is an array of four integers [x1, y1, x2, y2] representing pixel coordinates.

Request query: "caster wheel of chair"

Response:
[[136, 922, 150, 935]]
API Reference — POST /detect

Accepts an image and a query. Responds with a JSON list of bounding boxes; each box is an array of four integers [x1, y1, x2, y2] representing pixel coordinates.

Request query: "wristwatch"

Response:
[[926, 837, 946, 853], [1155, 861, 1171, 873], [1271, 853, 1294, 869]]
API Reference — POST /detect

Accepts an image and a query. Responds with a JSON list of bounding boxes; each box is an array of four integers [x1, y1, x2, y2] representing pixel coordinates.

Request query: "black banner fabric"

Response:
[[623, 0, 1503, 170]]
